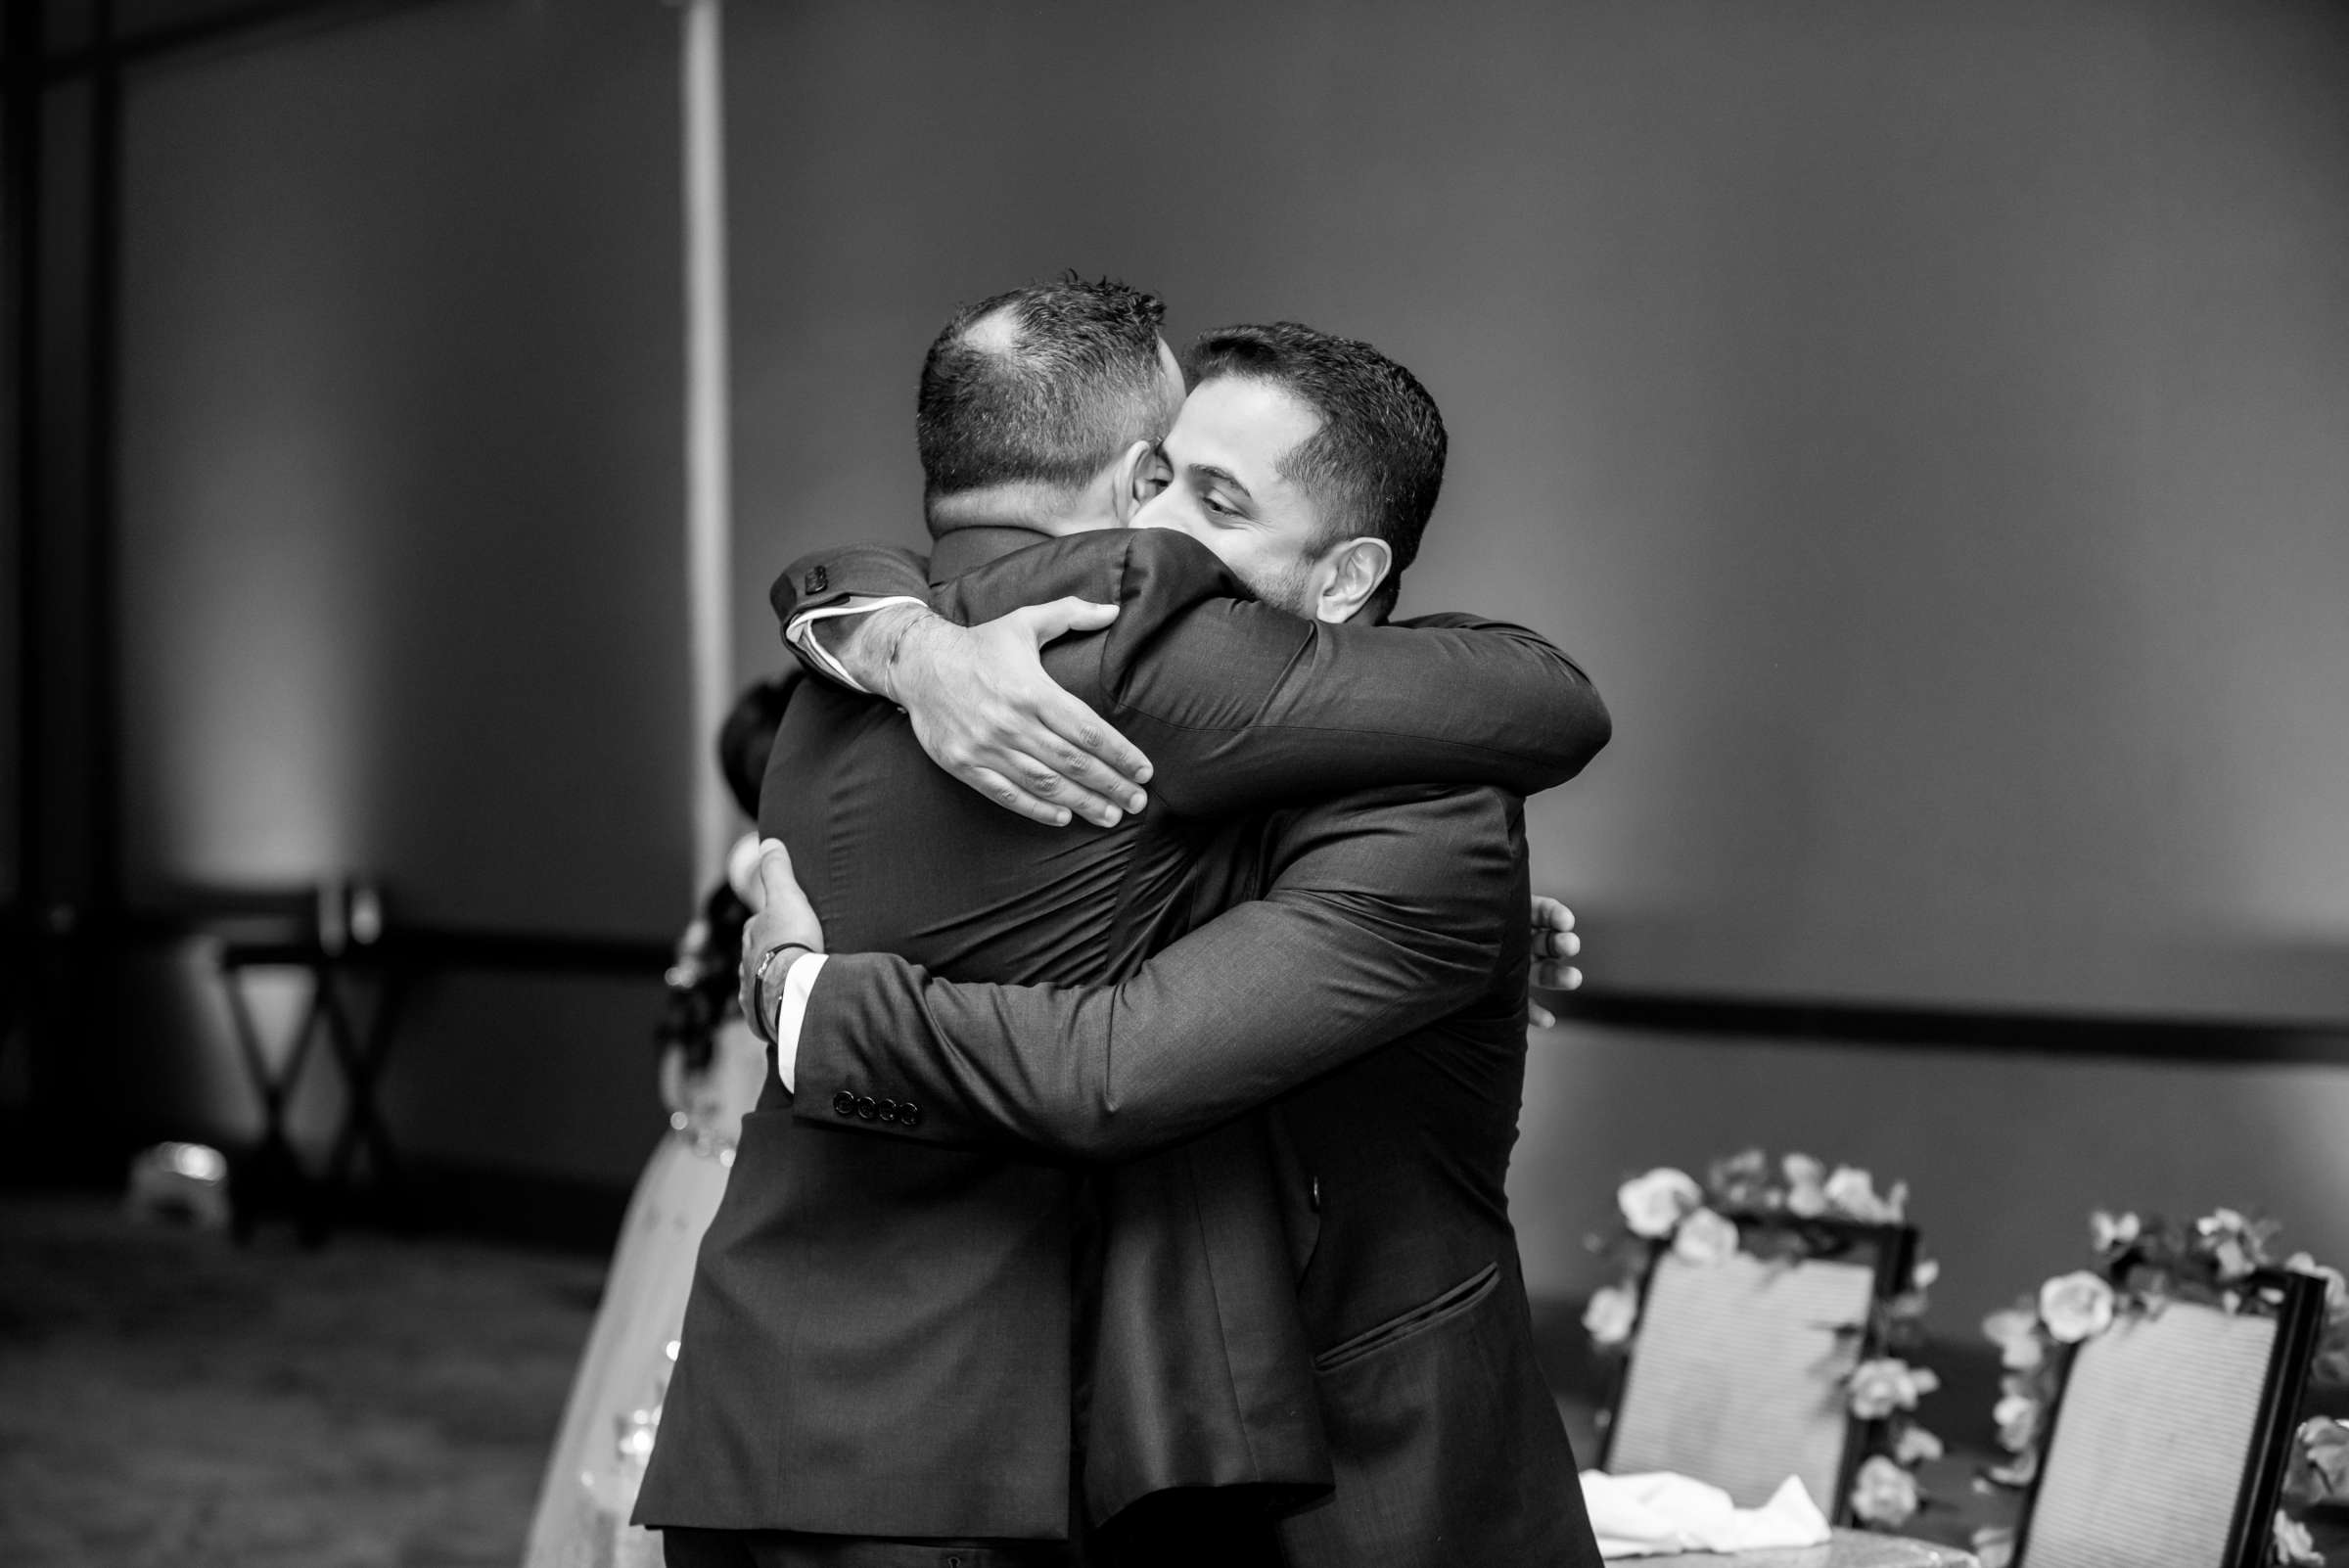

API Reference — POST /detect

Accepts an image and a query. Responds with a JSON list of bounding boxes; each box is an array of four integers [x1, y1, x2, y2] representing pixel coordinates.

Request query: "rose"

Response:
[[2090, 1210, 2141, 1253], [1673, 1207, 1740, 1266], [1823, 1166, 1881, 1220], [2294, 1416, 2349, 1504], [1849, 1454, 1919, 1528], [2197, 1208, 2266, 1280], [1986, 1450, 2039, 1489], [2284, 1252, 2349, 1322], [1618, 1168, 1701, 1238], [1983, 1303, 2046, 1371], [1847, 1359, 1941, 1420], [1823, 1166, 1907, 1224], [1583, 1283, 1639, 1348], [1783, 1153, 1828, 1218], [1895, 1424, 1945, 1465], [1709, 1147, 1772, 1209], [1994, 1391, 2041, 1453], [2039, 1270, 2116, 1343], [2274, 1512, 2322, 1568]]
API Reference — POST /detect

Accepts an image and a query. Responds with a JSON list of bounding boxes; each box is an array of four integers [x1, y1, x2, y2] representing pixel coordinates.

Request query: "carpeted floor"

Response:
[[0, 1195, 604, 1568]]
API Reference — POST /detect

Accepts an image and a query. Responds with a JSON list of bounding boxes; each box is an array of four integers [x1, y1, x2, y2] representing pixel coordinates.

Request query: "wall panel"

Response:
[[723, 0, 2349, 1020]]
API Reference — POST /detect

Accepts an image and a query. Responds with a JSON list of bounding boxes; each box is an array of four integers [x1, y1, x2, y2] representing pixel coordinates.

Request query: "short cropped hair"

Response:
[[1182, 322, 1446, 616], [916, 276, 1170, 502]]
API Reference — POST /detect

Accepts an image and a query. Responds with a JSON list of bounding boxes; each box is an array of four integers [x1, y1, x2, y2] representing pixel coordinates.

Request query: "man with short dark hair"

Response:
[[640, 282, 1608, 1568], [1165, 321, 1446, 623]]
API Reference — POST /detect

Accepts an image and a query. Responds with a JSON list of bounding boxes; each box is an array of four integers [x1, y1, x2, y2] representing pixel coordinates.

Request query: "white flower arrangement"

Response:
[[1585, 1149, 1942, 1531], [1970, 1208, 2349, 1568]]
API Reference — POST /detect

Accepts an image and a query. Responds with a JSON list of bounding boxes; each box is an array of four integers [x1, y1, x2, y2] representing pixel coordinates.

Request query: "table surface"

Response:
[[1634, 1528, 1976, 1568]]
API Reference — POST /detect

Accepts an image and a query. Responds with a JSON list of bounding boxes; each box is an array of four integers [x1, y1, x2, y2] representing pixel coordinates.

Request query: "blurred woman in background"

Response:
[[522, 678, 793, 1568]]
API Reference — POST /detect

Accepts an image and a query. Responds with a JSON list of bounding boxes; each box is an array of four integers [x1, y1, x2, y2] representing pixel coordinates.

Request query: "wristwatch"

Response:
[[748, 940, 811, 1044]]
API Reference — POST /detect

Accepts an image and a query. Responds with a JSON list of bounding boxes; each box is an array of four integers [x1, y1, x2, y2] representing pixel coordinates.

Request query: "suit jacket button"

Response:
[[854, 1095, 877, 1120], [831, 1089, 856, 1118], [898, 1100, 922, 1129], [876, 1098, 898, 1124], [804, 565, 829, 594]]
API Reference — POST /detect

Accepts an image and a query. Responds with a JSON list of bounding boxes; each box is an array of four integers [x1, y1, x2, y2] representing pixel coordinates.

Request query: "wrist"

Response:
[[819, 603, 920, 695], [750, 941, 812, 1039], [874, 606, 946, 709]]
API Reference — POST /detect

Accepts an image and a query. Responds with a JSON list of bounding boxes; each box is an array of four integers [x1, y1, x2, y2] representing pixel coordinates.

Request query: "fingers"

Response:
[[725, 833, 766, 903], [1533, 927, 1582, 962], [1532, 962, 1584, 992], [1015, 597, 1121, 647], [1037, 693, 1153, 791], [952, 698, 1153, 828], [1032, 694, 1150, 813], [1530, 895, 1575, 933], [958, 762, 1078, 829], [1007, 761, 1129, 829], [1528, 1001, 1556, 1030], [754, 840, 799, 911]]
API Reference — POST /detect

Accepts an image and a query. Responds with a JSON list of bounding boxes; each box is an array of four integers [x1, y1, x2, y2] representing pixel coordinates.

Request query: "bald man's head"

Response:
[[915, 276, 1180, 512]]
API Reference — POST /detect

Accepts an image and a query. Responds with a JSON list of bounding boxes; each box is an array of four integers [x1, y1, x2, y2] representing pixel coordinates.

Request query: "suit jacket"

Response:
[[787, 782, 1607, 1567], [636, 524, 1608, 1544]]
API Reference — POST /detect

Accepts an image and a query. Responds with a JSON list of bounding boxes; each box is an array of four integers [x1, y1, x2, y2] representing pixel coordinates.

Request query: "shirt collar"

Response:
[[927, 523, 1054, 585]]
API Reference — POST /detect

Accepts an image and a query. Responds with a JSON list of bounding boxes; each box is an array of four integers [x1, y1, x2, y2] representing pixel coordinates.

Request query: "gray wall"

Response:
[[112, 0, 690, 1181], [723, 0, 2349, 1021]]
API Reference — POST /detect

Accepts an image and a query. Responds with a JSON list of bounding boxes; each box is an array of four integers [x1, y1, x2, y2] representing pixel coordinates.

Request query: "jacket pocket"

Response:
[[1312, 1262, 1501, 1373]]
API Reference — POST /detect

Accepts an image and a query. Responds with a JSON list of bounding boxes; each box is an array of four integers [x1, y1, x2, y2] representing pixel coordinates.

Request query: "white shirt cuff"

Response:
[[770, 951, 827, 1092], [784, 597, 929, 695]]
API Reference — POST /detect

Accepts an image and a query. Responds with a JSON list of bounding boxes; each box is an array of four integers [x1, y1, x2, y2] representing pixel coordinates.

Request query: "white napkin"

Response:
[[1578, 1471, 1833, 1559]]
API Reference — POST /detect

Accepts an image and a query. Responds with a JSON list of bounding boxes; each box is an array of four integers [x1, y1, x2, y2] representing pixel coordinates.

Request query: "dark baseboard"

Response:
[[1549, 990, 2349, 1066]]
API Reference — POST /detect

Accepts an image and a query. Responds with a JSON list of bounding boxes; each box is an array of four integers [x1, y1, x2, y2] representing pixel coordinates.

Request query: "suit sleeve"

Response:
[[768, 543, 933, 684], [789, 786, 1518, 1161], [935, 529, 1611, 813]]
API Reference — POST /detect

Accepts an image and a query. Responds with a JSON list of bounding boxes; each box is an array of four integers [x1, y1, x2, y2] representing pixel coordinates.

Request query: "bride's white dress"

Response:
[[522, 1016, 768, 1568]]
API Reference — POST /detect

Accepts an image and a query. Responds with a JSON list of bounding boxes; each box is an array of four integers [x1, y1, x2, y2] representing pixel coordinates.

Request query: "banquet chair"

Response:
[[2008, 1267, 2326, 1568], [1601, 1218, 1918, 1521]]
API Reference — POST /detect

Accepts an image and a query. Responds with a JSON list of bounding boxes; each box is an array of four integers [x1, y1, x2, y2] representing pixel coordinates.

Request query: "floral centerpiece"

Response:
[[1972, 1208, 2349, 1568], [1584, 1149, 1944, 1531]]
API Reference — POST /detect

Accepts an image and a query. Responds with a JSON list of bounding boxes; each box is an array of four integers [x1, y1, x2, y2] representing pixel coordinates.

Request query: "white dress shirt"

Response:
[[781, 597, 927, 695], [769, 950, 826, 1091]]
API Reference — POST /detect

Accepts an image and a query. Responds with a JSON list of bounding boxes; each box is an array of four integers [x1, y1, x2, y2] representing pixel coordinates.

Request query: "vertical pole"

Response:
[[680, 0, 735, 894], [1, 0, 41, 1132]]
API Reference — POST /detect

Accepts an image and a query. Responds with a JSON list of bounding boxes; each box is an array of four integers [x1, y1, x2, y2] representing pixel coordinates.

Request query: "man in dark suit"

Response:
[[639, 284, 1607, 1567]]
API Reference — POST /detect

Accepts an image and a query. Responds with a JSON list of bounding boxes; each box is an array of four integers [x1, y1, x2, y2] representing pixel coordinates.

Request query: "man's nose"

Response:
[[1129, 491, 1195, 536]]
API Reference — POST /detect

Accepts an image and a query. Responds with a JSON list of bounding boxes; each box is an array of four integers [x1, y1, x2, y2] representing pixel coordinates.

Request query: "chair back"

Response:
[[1602, 1222, 1913, 1516], [2016, 1269, 2326, 1568]]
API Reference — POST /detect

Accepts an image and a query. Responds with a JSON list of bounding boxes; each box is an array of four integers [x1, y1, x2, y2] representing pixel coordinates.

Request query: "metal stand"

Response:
[[214, 941, 406, 1244]]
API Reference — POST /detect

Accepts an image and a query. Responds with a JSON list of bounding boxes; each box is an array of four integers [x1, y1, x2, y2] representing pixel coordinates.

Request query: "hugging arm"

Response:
[[786, 786, 1519, 1162], [772, 530, 1611, 822]]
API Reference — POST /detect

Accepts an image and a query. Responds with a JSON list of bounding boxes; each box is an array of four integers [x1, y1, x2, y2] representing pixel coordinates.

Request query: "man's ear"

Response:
[[1111, 440, 1156, 525], [1314, 536, 1394, 623]]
